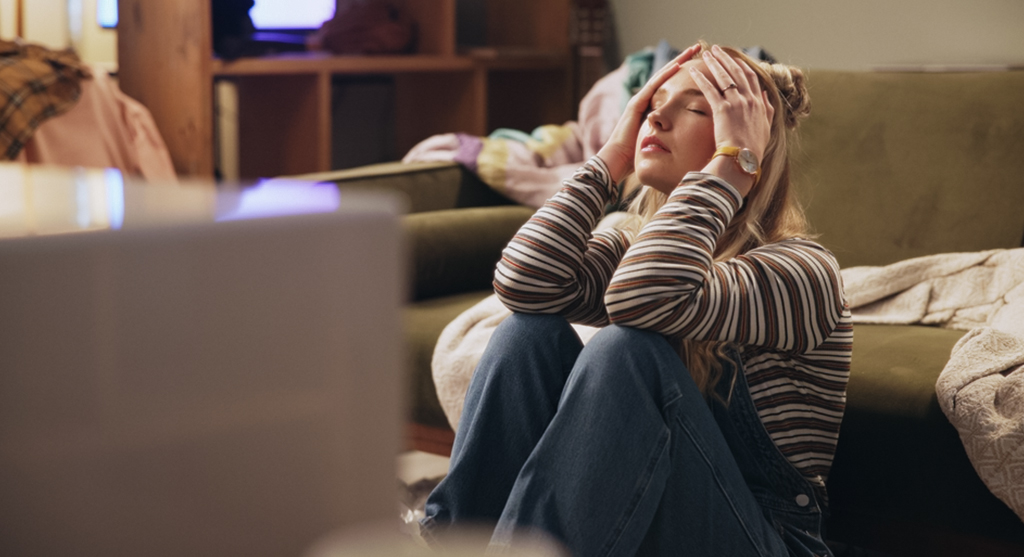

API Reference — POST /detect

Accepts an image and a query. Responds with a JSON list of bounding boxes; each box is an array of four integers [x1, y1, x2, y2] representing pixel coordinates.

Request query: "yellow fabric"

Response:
[[476, 138, 510, 194]]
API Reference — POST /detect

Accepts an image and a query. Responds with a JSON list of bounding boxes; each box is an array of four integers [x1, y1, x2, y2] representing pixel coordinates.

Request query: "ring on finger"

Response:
[[723, 83, 738, 92]]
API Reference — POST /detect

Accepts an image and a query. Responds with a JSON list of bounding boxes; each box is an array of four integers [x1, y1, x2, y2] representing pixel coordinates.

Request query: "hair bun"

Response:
[[765, 63, 811, 130]]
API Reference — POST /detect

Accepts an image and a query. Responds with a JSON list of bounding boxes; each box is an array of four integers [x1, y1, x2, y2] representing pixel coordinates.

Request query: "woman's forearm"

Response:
[[494, 157, 629, 326], [605, 173, 741, 333], [605, 174, 844, 352]]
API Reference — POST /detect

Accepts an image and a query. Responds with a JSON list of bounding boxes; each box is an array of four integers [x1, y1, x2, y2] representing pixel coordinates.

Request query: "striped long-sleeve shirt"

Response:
[[495, 156, 853, 497]]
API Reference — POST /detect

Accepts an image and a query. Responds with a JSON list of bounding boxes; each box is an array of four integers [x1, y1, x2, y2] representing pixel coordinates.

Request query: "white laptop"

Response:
[[0, 165, 405, 556]]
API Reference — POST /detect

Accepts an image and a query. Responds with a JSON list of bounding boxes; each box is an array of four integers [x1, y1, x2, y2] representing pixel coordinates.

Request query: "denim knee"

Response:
[[496, 312, 576, 341], [577, 324, 676, 370], [567, 325, 692, 407], [473, 312, 582, 392]]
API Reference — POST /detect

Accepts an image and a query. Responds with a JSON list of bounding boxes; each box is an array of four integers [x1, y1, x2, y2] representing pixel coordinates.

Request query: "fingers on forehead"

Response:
[[700, 52, 730, 86], [718, 47, 763, 91], [688, 67, 722, 106]]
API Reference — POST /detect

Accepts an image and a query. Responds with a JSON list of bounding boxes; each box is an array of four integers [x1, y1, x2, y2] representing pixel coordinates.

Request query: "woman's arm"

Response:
[[605, 173, 846, 353], [494, 157, 631, 327]]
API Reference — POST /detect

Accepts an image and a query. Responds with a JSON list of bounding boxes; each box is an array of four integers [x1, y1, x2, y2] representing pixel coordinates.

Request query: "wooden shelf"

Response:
[[119, 0, 573, 179], [212, 50, 570, 76], [213, 54, 475, 76]]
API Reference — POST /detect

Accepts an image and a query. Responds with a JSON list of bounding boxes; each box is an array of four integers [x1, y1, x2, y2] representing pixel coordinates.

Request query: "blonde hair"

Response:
[[621, 41, 812, 399]]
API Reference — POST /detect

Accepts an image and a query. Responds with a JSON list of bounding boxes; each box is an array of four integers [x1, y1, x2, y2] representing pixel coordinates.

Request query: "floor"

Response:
[[396, 450, 450, 536], [392, 453, 895, 557], [397, 450, 450, 486]]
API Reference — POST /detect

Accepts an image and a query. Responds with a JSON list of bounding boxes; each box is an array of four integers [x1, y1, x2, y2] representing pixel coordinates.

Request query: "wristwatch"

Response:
[[712, 146, 761, 186]]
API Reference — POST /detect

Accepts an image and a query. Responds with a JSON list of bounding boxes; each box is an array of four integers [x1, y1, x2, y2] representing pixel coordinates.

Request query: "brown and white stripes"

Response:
[[494, 156, 852, 493]]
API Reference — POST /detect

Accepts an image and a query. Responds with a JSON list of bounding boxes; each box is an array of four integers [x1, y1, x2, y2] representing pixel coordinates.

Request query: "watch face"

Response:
[[738, 149, 759, 174]]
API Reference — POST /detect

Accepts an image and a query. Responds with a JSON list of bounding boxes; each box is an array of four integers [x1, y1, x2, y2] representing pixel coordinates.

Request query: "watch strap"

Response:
[[711, 146, 761, 187]]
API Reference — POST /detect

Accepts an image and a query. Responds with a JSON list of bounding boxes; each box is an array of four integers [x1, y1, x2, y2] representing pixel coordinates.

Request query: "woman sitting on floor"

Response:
[[422, 41, 853, 557]]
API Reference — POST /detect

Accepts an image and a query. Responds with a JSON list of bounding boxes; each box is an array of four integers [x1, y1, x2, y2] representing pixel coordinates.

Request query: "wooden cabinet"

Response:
[[117, 0, 573, 179]]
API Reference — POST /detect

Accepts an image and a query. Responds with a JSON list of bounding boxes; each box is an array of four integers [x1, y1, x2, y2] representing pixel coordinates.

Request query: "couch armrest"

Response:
[[405, 205, 535, 301], [287, 161, 515, 214]]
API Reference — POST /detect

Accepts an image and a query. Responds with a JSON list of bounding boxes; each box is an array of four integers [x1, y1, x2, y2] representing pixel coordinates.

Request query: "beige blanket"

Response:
[[842, 248, 1024, 521]]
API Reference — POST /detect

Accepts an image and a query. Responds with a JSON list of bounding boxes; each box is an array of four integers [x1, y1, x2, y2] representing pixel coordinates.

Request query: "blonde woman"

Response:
[[422, 42, 852, 557]]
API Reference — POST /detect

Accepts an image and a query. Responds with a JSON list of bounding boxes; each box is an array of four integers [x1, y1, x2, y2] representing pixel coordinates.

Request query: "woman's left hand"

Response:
[[689, 45, 775, 188]]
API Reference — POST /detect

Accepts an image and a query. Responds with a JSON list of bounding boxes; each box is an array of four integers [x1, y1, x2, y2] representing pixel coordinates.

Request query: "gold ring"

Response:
[[724, 83, 738, 91]]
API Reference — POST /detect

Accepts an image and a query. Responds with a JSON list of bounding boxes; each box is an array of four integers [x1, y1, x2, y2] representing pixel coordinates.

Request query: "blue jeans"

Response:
[[422, 314, 831, 557]]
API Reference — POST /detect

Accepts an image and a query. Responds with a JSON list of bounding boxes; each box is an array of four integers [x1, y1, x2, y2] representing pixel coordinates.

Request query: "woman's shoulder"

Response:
[[745, 237, 839, 264], [738, 237, 845, 292]]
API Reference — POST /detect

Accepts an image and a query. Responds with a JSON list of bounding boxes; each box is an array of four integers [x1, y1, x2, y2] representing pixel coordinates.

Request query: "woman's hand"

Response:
[[689, 45, 775, 195], [596, 43, 702, 184]]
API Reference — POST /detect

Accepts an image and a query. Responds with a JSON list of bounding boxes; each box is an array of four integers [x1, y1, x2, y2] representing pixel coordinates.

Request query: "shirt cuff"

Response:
[[679, 171, 745, 210], [573, 155, 619, 201]]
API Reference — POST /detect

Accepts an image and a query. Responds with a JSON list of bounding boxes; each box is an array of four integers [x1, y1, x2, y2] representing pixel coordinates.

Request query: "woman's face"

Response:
[[634, 58, 717, 195]]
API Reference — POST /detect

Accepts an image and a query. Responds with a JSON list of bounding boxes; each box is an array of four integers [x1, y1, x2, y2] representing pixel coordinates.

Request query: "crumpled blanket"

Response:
[[841, 248, 1024, 520], [402, 61, 625, 207], [15, 65, 177, 182], [403, 45, 675, 208], [0, 39, 91, 160], [842, 249, 1024, 337], [935, 327, 1024, 521]]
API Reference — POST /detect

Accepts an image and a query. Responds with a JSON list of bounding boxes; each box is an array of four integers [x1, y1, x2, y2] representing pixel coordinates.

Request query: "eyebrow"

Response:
[[652, 87, 706, 103]]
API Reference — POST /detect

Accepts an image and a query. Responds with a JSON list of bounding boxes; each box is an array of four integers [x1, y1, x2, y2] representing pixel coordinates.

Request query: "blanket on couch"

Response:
[[842, 248, 1024, 521], [402, 45, 677, 208], [402, 62, 625, 207]]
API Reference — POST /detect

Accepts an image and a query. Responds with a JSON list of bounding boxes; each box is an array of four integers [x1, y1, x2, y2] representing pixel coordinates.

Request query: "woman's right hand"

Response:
[[596, 43, 702, 184]]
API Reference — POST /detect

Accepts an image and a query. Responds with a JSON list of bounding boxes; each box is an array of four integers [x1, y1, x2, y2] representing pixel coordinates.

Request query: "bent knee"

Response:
[[495, 312, 575, 342], [585, 325, 671, 358]]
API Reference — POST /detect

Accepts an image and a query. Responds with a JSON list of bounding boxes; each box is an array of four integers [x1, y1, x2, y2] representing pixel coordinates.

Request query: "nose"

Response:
[[647, 108, 669, 131]]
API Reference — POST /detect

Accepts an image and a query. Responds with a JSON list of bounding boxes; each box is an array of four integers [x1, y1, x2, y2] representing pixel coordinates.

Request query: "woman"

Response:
[[422, 42, 852, 557]]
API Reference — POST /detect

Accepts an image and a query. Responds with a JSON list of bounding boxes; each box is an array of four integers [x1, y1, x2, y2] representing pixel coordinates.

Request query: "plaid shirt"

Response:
[[0, 40, 91, 160]]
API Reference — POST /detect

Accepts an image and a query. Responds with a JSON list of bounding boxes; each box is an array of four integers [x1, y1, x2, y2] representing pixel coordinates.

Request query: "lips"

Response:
[[640, 135, 670, 153]]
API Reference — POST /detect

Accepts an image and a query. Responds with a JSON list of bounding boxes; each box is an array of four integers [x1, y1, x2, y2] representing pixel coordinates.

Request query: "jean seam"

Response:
[[418, 516, 440, 547], [597, 427, 671, 557], [675, 413, 774, 557]]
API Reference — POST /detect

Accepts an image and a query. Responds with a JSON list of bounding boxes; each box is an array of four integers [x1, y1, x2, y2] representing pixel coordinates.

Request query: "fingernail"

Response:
[[712, 44, 722, 53], [702, 51, 710, 58]]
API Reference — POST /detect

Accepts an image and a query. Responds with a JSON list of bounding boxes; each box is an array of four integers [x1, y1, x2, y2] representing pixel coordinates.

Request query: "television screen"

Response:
[[250, 0, 335, 31], [96, 0, 336, 31], [98, 0, 117, 28]]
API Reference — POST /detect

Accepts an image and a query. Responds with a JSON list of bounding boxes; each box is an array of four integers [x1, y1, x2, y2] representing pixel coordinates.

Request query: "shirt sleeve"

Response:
[[605, 172, 846, 353], [494, 156, 631, 327]]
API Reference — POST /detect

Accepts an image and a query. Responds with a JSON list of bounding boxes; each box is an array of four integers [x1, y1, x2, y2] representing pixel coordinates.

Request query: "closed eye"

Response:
[[688, 109, 707, 116]]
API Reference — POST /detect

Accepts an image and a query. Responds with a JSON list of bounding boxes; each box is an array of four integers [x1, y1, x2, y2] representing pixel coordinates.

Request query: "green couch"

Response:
[[299, 69, 1024, 556]]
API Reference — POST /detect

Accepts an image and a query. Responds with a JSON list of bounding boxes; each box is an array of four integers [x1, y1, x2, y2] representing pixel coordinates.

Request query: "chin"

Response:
[[635, 168, 676, 196]]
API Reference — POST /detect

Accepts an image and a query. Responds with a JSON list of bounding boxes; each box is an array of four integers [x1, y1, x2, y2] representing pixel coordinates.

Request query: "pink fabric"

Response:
[[16, 66, 177, 182]]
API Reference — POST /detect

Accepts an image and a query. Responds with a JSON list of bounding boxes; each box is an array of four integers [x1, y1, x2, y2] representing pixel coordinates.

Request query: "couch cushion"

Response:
[[792, 70, 1024, 268], [405, 291, 494, 428], [405, 205, 536, 301], [828, 324, 1024, 544], [289, 161, 515, 214]]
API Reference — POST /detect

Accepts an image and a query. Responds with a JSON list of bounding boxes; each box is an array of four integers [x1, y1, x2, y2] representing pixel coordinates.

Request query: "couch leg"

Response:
[[406, 423, 454, 457]]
